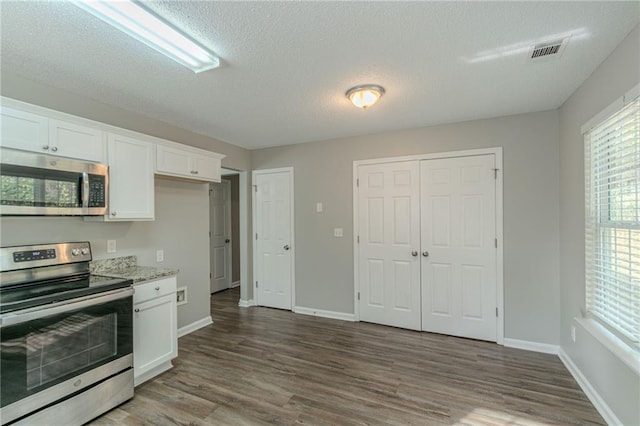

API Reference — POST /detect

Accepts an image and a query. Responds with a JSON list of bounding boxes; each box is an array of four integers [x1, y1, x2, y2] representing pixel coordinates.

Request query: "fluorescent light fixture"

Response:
[[72, 0, 220, 73]]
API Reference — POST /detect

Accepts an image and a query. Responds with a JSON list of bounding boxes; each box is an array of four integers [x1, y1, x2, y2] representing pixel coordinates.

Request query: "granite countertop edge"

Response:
[[91, 256, 178, 284], [99, 266, 179, 284]]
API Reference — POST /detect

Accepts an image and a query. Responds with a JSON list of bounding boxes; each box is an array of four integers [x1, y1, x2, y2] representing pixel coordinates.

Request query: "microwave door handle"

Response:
[[82, 172, 90, 209], [0, 287, 133, 328]]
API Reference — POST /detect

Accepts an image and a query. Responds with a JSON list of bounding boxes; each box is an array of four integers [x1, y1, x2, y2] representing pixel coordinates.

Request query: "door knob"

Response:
[[411, 251, 418, 257], [422, 251, 429, 257], [284, 245, 290, 251], [225, 239, 230, 243]]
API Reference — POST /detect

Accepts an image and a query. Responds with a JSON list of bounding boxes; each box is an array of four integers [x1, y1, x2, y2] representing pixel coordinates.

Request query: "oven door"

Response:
[[0, 287, 133, 424]]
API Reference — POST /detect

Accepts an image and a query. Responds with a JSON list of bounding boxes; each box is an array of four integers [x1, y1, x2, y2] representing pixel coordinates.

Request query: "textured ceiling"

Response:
[[1, 1, 638, 149]]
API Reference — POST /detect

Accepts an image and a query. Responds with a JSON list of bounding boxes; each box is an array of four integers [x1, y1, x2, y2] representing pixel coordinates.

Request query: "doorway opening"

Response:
[[210, 168, 248, 304]]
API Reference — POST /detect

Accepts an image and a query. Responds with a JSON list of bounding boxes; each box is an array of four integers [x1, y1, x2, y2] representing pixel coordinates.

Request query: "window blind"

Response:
[[585, 97, 639, 349]]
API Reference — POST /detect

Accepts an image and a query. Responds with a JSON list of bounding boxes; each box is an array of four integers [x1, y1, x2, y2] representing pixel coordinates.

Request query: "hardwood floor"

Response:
[[92, 288, 604, 425]]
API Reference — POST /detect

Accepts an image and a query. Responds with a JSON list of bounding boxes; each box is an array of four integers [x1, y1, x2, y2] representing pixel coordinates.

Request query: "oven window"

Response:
[[0, 165, 81, 208], [26, 312, 117, 390]]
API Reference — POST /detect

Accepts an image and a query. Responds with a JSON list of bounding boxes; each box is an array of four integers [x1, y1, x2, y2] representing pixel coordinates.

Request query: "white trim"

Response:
[[231, 280, 240, 288], [558, 348, 622, 426], [238, 298, 255, 307], [293, 306, 356, 322], [581, 83, 640, 134], [576, 317, 640, 376], [252, 167, 295, 310], [177, 316, 213, 338], [503, 338, 559, 355], [352, 147, 504, 345], [239, 171, 249, 306]]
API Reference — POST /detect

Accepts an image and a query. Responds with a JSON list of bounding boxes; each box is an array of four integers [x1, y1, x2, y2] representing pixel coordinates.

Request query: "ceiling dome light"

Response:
[[346, 84, 385, 109]]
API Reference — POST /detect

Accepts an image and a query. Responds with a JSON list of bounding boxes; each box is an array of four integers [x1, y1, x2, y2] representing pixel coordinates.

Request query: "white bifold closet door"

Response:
[[358, 161, 422, 331], [420, 155, 497, 341], [357, 154, 497, 342]]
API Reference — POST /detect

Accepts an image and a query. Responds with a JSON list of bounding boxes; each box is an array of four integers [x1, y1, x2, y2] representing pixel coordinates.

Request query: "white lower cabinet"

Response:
[[133, 276, 177, 386]]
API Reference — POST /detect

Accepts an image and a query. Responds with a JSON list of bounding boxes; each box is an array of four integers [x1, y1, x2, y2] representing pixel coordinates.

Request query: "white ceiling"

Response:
[[1, 2, 638, 150]]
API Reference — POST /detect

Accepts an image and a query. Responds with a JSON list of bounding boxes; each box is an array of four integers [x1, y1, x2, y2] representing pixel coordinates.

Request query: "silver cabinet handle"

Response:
[[411, 251, 418, 257], [284, 245, 290, 250], [422, 251, 429, 257], [155, 286, 160, 291], [194, 170, 198, 175], [111, 211, 117, 216], [51, 146, 58, 152], [42, 145, 49, 150], [134, 308, 140, 313]]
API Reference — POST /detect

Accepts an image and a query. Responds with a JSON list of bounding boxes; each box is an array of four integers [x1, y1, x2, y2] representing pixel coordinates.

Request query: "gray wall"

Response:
[[559, 25, 639, 425], [0, 178, 210, 329], [252, 109, 561, 344], [224, 174, 241, 283]]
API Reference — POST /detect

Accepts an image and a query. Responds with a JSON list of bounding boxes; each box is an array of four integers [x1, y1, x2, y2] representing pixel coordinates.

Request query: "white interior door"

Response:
[[210, 180, 232, 293], [420, 155, 497, 341], [357, 161, 421, 330], [254, 168, 294, 310]]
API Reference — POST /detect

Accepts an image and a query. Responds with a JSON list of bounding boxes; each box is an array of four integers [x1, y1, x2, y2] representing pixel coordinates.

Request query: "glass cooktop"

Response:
[[0, 274, 132, 314]]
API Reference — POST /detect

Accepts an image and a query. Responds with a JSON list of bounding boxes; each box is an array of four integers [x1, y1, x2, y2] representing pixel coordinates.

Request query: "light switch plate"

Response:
[[156, 250, 164, 262], [316, 202, 323, 213], [334, 228, 343, 237], [107, 240, 116, 253]]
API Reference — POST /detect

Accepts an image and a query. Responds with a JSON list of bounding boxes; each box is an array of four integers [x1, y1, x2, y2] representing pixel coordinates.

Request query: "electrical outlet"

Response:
[[176, 287, 187, 306], [107, 240, 116, 253], [156, 250, 164, 262], [571, 325, 576, 342], [316, 202, 323, 213], [334, 228, 343, 237]]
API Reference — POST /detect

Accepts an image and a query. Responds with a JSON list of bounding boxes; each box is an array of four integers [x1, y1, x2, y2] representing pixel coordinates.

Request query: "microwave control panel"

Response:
[[88, 175, 106, 208]]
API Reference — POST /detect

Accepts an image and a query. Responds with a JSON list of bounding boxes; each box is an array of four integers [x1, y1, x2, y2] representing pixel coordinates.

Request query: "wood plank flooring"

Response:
[[91, 288, 604, 425]]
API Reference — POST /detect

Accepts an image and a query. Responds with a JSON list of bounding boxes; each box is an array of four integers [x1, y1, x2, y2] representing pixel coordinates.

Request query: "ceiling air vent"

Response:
[[529, 38, 569, 60]]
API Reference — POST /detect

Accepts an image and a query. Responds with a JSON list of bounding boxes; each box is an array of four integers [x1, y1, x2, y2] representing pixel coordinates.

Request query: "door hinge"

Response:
[[356, 178, 359, 187], [256, 281, 259, 288], [496, 307, 499, 317], [253, 185, 258, 193], [255, 233, 258, 240], [210, 273, 212, 279], [209, 231, 211, 238], [494, 238, 498, 248], [493, 168, 499, 179], [357, 292, 360, 300], [357, 235, 360, 243]]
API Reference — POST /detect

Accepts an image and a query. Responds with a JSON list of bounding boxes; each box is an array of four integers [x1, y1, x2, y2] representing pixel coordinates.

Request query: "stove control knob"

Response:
[[81, 248, 90, 255], [71, 248, 81, 256]]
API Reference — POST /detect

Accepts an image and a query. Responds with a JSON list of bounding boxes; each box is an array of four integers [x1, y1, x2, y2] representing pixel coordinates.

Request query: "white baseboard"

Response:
[[177, 316, 212, 338], [558, 348, 621, 426], [293, 306, 356, 322], [238, 299, 255, 307], [231, 281, 240, 288], [503, 338, 559, 355]]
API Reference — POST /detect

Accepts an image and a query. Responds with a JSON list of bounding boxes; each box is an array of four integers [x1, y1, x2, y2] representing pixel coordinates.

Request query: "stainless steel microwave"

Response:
[[0, 148, 108, 216]]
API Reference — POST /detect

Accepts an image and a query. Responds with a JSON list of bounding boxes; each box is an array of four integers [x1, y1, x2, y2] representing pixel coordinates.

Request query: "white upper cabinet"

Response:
[[1, 106, 49, 152], [49, 119, 105, 163], [156, 144, 224, 182], [105, 133, 155, 221], [1, 106, 106, 162]]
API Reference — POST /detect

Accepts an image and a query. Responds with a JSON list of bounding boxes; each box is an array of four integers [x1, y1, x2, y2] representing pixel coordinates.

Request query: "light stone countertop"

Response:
[[91, 255, 178, 284]]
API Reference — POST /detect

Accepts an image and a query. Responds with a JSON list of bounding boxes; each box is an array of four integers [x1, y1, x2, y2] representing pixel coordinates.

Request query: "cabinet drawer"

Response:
[[133, 276, 176, 304]]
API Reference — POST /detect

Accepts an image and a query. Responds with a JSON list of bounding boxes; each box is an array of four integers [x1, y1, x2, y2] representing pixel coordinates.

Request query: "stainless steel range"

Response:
[[0, 242, 134, 425]]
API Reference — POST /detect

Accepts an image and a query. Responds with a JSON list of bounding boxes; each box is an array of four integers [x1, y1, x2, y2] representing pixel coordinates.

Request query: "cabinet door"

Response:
[[133, 293, 177, 379], [49, 119, 105, 163], [0, 106, 49, 153], [193, 153, 221, 182], [107, 133, 154, 220], [156, 145, 192, 177]]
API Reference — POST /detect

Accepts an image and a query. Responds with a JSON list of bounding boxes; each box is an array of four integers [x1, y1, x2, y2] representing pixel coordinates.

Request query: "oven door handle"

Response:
[[0, 287, 133, 328]]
